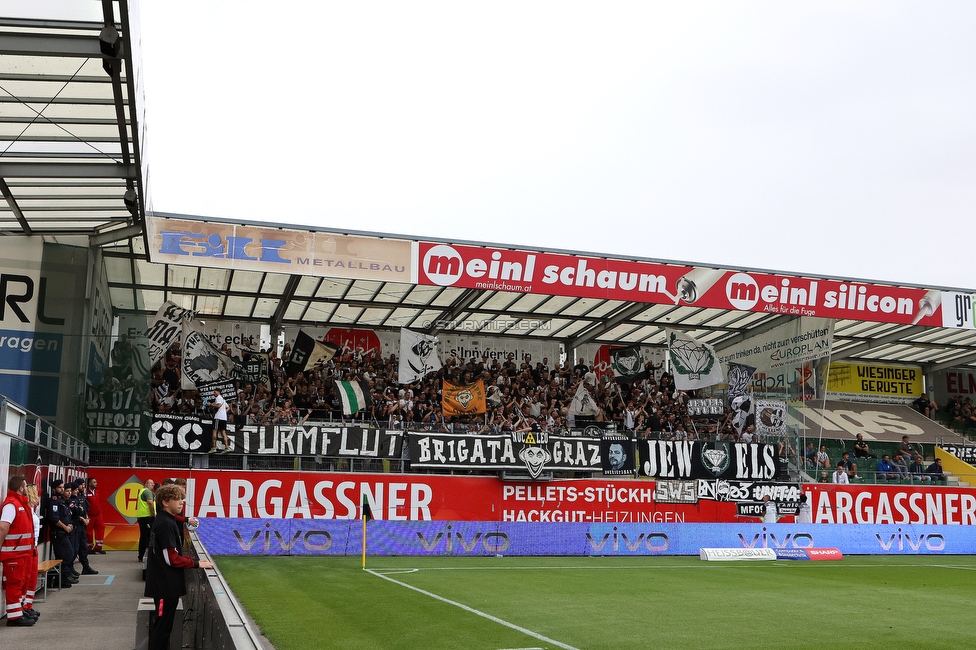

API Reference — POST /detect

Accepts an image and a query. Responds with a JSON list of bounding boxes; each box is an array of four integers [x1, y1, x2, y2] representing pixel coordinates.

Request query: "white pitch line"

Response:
[[365, 568, 580, 650]]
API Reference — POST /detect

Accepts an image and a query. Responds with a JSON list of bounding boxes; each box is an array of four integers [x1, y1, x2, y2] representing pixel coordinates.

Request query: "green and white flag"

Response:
[[336, 380, 372, 416], [667, 329, 724, 391]]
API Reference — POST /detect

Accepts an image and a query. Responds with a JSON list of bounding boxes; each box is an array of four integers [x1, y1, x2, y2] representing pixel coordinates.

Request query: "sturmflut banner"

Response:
[[146, 415, 403, 457]]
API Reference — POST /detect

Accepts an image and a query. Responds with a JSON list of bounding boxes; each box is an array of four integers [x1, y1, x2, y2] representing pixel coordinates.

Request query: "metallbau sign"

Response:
[[147, 216, 414, 283]]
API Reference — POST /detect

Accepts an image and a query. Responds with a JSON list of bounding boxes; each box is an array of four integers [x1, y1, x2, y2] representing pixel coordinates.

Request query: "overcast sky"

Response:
[[137, 2, 976, 290]]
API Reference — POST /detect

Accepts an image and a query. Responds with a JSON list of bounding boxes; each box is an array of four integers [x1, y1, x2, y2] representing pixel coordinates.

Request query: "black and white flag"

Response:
[[286, 330, 339, 377], [181, 321, 237, 390], [145, 301, 193, 367], [398, 328, 442, 384]]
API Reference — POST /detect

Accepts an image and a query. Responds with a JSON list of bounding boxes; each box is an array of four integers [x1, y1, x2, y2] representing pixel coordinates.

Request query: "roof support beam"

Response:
[[270, 275, 302, 333], [427, 289, 482, 336], [826, 328, 919, 364], [568, 302, 653, 349], [928, 352, 976, 373], [90, 223, 142, 246], [713, 314, 796, 351], [0, 162, 137, 178], [0, 177, 32, 235], [0, 31, 107, 58]]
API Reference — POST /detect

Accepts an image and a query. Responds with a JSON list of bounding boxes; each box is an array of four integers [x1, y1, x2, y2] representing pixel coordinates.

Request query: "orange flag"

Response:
[[442, 380, 487, 416]]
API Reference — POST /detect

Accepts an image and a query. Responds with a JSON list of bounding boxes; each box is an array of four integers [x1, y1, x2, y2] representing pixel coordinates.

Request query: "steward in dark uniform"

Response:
[[43, 479, 76, 587], [68, 480, 98, 575]]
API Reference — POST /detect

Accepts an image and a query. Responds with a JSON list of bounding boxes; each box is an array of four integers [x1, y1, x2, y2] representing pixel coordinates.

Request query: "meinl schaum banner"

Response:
[[146, 414, 403, 457], [409, 430, 602, 476], [416, 242, 951, 328], [639, 441, 780, 481]]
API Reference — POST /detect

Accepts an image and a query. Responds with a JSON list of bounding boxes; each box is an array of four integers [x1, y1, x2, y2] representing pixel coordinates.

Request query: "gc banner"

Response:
[[147, 415, 403, 458], [639, 441, 780, 480]]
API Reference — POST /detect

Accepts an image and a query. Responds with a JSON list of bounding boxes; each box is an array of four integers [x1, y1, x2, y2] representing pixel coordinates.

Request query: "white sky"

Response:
[[137, 1, 976, 290]]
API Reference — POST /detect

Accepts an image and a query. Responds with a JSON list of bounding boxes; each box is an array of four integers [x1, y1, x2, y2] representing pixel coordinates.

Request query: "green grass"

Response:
[[216, 554, 976, 650]]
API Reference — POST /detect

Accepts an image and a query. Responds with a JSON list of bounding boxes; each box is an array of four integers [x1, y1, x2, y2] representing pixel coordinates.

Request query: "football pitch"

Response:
[[216, 554, 976, 650]]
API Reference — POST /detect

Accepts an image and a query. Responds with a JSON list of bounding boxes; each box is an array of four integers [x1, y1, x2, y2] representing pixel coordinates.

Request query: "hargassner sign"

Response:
[[416, 241, 967, 327]]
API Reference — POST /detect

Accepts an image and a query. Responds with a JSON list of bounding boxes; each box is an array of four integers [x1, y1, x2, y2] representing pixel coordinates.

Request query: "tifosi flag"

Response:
[[336, 380, 372, 416], [667, 329, 724, 390], [180, 321, 237, 393], [286, 330, 339, 377], [442, 380, 487, 416], [398, 328, 442, 384], [570, 382, 600, 416], [610, 346, 647, 383]]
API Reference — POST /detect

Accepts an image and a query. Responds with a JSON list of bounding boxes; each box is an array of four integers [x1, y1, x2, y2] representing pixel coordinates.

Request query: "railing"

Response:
[[1, 394, 89, 464]]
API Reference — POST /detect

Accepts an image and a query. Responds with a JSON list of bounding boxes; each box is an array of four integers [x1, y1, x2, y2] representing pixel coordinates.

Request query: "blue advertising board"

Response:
[[197, 521, 964, 557]]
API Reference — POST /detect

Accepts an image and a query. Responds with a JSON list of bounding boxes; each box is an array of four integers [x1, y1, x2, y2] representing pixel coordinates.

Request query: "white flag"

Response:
[[570, 382, 600, 417], [398, 328, 442, 384], [667, 329, 725, 391], [146, 301, 192, 367]]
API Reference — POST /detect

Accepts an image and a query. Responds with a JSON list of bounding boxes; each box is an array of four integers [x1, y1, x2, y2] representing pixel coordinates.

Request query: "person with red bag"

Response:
[[86, 477, 106, 554]]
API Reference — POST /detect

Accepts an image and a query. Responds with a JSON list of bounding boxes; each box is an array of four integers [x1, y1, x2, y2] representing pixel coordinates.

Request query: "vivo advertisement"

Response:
[[196, 520, 965, 556]]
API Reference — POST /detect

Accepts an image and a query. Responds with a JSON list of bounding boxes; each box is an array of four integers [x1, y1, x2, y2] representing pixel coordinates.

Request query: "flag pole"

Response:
[[361, 510, 367, 569], [361, 492, 372, 569]]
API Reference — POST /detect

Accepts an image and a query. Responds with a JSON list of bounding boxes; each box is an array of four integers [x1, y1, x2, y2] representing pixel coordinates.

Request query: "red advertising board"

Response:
[[416, 242, 943, 327], [90, 469, 976, 550]]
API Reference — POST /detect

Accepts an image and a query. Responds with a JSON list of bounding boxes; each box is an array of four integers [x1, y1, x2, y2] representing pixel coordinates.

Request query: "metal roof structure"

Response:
[[4, 2, 976, 378], [103, 212, 976, 376], [0, 1, 147, 243]]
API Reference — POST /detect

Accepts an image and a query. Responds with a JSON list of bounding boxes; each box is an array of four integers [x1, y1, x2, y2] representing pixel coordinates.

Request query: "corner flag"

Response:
[[361, 493, 373, 569]]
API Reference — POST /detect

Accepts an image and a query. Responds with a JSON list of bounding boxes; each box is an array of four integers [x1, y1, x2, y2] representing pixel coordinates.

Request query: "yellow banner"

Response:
[[442, 380, 487, 416], [826, 362, 923, 398], [147, 216, 414, 283]]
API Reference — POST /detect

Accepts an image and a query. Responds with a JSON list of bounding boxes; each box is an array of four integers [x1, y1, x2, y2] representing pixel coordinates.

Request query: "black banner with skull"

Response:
[[408, 431, 602, 477]]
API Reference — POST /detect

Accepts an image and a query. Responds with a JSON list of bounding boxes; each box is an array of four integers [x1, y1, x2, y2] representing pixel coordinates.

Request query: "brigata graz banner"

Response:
[[146, 414, 403, 458], [196, 520, 974, 556], [639, 441, 780, 480], [408, 430, 601, 476]]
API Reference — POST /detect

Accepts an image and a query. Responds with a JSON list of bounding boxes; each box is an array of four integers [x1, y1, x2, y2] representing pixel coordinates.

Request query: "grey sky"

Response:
[[138, 2, 976, 290]]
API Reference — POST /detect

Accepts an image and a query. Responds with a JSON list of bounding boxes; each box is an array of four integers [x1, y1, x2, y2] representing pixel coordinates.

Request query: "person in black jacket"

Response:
[[67, 480, 98, 575], [145, 484, 213, 650], [42, 479, 77, 587]]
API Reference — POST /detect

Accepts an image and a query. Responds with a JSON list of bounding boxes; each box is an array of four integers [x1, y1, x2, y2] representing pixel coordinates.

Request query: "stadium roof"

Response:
[[0, 1, 148, 242], [5, 2, 976, 377], [101, 212, 976, 376]]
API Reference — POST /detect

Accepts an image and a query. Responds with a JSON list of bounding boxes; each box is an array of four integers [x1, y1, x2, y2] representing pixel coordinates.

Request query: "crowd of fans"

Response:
[[119, 339, 760, 441]]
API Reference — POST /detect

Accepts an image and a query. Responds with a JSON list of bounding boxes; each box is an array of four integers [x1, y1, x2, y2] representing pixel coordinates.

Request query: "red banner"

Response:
[[416, 242, 943, 327], [89, 469, 976, 550]]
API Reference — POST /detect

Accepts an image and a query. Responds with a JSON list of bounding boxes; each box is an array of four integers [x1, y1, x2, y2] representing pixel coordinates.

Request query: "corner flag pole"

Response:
[[361, 493, 373, 569]]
